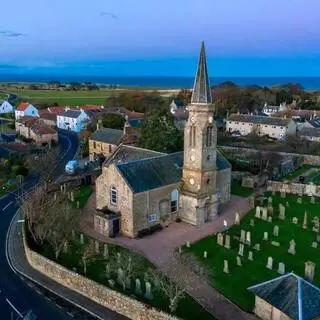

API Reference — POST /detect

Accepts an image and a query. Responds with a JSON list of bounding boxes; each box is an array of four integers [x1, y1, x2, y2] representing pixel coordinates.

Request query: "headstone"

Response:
[[268, 196, 273, 204], [178, 246, 182, 253], [250, 219, 255, 227], [303, 212, 308, 230], [305, 261, 316, 282], [76, 201, 80, 209], [297, 197, 302, 204], [144, 281, 154, 300], [224, 235, 231, 249], [135, 278, 143, 295], [71, 229, 75, 239], [223, 220, 228, 228], [280, 191, 286, 198], [288, 239, 296, 255], [313, 217, 319, 232], [80, 233, 84, 244], [203, 251, 207, 259], [266, 256, 273, 270], [272, 191, 275, 196], [245, 231, 251, 245], [217, 233, 224, 246], [279, 204, 286, 220], [268, 216, 272, 223], [312, 241, 318, 248], [70, 190, 74, 202], [311, 196, 315, 204], [248, 251, 253, 261], [105, 264, 111, 278], [255, 206, 261, 219], [262, 207, 268, 221], [273, 225, 279, 237], [103, 244, 109, 259], [253, 243, 260, 251], [238, 243, 244, 256], [292, 217, 298, 224], [60, 185, 63, 192], [236, 256, 242, 266], [186, 241, 190, 248], [267, 204, 273, 216], [95, 240, 100, 254], [286, 201, 289, 207], [117, 252, 121, 265], [108, 279, 115, 288], [63, 241, 68, 253], [234, 212, 240, 225], [271, 241, 280, 247], [278, 262, 285, 275], [263, 232, 268, 241], [249, 196, 255, 209], [125, 277, 131, 289], [223, 260, 229, 273], [54, 192, 57, 201], [117, 268, 124, 285], [240, 229, 246, 243]]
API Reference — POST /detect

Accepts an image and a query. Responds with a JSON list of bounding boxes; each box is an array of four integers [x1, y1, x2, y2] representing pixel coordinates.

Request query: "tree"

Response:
[[139, 109, 183, 153], [101, 113, 125, 130], [80, 240, 98, 275], [150, 251, 210, 313]]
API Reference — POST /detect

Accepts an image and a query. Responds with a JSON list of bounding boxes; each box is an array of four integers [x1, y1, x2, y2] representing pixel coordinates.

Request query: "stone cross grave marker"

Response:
[[217, 233, 224, 246], [273, 225, 279, 237], [305, 261, 316, 282], [278, 262, 285, 275], [224, 235, 231, 249], [248, 251, 253, 261], [246, 231, 251, 245], [288, 239, 296, 255], [135, 278, 143, 295], [236, 256, 242, 266], [266, 257, 273, 270], [255, 206, 261, 219], [145, 281, 154, 300], [262, 207, 268, 221], [235, 212, 240, 225], [238, 243, 244, 256], [223, 260, 229, 273], [240, 229, 246, 243], [263, 232, 269, 241]]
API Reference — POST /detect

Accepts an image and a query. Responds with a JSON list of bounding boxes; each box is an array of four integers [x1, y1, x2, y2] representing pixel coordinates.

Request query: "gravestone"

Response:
[[238, 243, 244, 256], [248, 251, 253, 261], [250, 219, 255, 227], [234, 212, 240, 225], [80, 233, 84, 244], [286, 201, 289, 207], [236, 256, 242, 266], [103, 244, 109, 259], [311, 196, 315, 204], [70, 190, 74, 202], [135, 278, 143, 295], [292, 217, 298, 224], [203, 251, 207, 259], [145, 282, 154, 300], [246, 231, 251, 245], [117, 268, 124, 285], [108, 279, 115, 288], [217, 233, 224, 246], [266, 256, 273, 270], [249, 196, 255, 209], [186, 241, 190, 248], [95, 240, 100, 254], [71, 229, 75, 239], [273, 225, 279, 237], [303, 212, 308, 230], [288, 239, 296, 255], [278, 262, 285, 275], [280, 191, 286, 198], [223, 260, 229, 273], [178, 246, 182, 254], [271, 241, 280, 247], [117, 252, 121, 265], [312, 241, 318, 248], [268, 196, 273, 204], [76, 201, 80, 209], [267, 204, 273, 216], [105, 263, 111, 278], [268, 216, 272, 223], [125, 277, 132, 289], [54, 192, 57, 201], [297, 197, 302, 204], [312, 217, 320, 232], [240, 230, 246, 243], [253, 243, 261, 251], [263, 232, 268, 241], [262, 207, 268, 221], [224, 235, 231, 249], [279, 204, 286, 220], [255, 206, 261, 219], [305, 261, 316, 282], [63, 241, 68, 253]]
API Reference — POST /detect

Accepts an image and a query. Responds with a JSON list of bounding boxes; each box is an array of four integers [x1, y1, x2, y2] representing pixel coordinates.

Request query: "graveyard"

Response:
[[185, 191, 320, 311]]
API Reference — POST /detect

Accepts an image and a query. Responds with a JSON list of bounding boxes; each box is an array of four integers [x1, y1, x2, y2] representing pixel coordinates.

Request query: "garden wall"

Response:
[[22, 233, 179, 320], [266, 180, 320, 197]]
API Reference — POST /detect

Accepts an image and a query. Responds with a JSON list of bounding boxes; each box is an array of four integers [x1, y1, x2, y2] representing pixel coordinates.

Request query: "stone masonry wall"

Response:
[[267, 180, 320, 197], [22, 233, 179, 320]]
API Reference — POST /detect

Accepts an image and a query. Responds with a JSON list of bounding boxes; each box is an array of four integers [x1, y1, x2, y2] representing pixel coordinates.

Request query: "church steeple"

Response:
[[191, 41, 212, 105]]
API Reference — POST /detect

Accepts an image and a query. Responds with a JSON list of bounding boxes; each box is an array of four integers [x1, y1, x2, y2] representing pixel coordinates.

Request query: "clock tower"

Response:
[[180, 41, 218, 225]]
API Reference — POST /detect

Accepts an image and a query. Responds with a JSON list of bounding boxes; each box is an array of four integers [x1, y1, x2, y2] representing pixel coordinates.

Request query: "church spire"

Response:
[[191, 41, 212, 105]]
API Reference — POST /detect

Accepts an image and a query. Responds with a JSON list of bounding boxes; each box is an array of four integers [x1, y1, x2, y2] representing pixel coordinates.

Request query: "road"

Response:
[[0, 130, 94, 319]]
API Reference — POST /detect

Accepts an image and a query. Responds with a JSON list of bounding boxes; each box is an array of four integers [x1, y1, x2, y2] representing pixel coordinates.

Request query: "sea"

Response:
[[0, 74, 320, 90]]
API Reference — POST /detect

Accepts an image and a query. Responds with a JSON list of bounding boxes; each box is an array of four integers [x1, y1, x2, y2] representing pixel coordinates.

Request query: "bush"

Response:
[[11, 165, 28, 176]]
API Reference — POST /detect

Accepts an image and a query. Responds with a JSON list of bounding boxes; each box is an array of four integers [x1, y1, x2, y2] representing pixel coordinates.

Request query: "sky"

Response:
[[0, 0, 320, 77]]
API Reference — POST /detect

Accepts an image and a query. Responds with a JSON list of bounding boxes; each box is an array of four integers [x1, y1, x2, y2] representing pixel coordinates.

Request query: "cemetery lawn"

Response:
[[231, 183, 253, 197], [28, 230, 214, 320], [185, 192, 320, 311], [73, 185, 93, 208]]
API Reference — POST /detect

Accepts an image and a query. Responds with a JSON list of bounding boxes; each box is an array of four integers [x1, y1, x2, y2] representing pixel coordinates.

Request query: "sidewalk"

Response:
[[7, 211, 128, 320]]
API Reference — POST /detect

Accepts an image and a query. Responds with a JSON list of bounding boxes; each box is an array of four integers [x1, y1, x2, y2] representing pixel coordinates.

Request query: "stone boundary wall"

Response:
[[22, 231, 179, 320], [267, 180, 320, 197], [219, 146, 320, 166]]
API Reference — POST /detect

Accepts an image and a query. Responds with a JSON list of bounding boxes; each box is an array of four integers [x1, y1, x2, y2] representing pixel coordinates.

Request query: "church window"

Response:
[[206, 126, 213, 147], [189, 126, 196, 147], [110, 186, 118, 205], [170, 189, 179, 213]]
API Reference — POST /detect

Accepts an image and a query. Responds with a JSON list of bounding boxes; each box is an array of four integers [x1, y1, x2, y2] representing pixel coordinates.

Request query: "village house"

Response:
[[95, 42, 232, 238], [57, 108, 91, 132], [15, 103, 39, 120], [16, 116, 58, 145], [226, 114, 297, 139], [248, 273, 320, 320], [299, 127, 320, 142], [0, 101, 14, 114], [170, 99, 186, 114], [262, 102, 287, 116]]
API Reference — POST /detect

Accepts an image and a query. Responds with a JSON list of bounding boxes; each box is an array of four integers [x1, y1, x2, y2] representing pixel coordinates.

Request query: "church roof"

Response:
[[116, 151, 230, 193], [90, 127, 123, 145], [248, 273, 320, 320], [191, 41, 212, 105]]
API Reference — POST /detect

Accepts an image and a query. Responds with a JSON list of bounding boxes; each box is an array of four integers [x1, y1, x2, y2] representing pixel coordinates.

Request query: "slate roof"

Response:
[[90, 127, 123, 145], [127, 118, 143, 128], [16, 103, 30, 111], [228, 114, 291, 126], [116, 151, 230, 193], [299, 127, 320, 137], [58, 110, 82, 118], [308, 118, 320, 128], [248, 273, 320, 320]]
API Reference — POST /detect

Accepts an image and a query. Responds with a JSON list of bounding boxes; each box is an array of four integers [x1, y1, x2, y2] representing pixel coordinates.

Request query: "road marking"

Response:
[[2, 201, 13, 211]]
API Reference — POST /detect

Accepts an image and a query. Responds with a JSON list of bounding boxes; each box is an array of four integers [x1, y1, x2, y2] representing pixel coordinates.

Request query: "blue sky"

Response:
[[0, 0, 319, 77]]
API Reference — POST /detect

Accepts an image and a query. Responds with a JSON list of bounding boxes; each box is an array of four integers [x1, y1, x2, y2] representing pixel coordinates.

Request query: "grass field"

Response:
[[13, 89, 117, 106], [231, 183, 254, 197], [186, 192, 320, 311]]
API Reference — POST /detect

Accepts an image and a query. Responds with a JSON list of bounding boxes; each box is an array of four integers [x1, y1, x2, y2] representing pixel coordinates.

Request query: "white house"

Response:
[[262, 102, 287, 116], [15, 103, 39, 120], [0, 101, 14, 114], [57, 108, 91, 132]]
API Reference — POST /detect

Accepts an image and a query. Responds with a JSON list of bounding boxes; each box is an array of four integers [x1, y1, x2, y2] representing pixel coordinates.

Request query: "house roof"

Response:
[[299, 127, 320, 137], [30, 121, 56, 135], [228, 114, 292, 126], [0, 101, 13, 109], [116, 151, 230, 193], [17, 116, 38, 125], [125, 111, 144, 119], [46, 106, 65, 114], [307, 118, 320, 128], [90, 127, 123, 145], [248, 273, 320, 320], [39, 111, 57, 121], [58, 109, 82, 118], [127, 118, 143, 128], [16, 103, 31, 111]]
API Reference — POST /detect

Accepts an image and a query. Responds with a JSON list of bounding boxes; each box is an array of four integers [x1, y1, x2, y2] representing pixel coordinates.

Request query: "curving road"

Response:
[[0, 131, 86, 319]]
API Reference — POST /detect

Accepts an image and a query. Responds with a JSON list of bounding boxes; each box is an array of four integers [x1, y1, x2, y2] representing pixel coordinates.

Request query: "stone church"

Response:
[[95, 42, 232, 238]]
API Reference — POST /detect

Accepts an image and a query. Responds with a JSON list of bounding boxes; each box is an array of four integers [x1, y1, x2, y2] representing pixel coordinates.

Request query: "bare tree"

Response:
[[150, 251, 210, 313], [80, 240, 97, 275]]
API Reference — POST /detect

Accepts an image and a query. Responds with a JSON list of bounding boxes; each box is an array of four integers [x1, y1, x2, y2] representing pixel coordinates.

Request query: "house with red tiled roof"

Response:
[[15, 103, 39, 120]]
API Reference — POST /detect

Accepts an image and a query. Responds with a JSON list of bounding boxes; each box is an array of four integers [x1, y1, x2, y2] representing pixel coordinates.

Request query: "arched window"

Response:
[[110, 186, 118, 205], [206, 126, 213, 147], [170, 189, 179, 213]]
